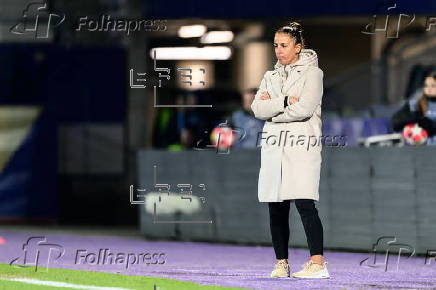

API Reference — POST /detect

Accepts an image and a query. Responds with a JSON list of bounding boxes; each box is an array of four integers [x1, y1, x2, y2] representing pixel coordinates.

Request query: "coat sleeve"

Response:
[[250, 72, 285, 120], [271, 67, 323, 123]]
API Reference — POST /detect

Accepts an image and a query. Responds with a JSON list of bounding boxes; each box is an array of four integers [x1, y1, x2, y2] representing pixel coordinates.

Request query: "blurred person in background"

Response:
[[152, 93, 203, 150], [228, 88, 265, 149], [251, 21, 329, 279], [391, 70, 436, 145], [178, 93, 203, 149], [152, 95, 181, 150]]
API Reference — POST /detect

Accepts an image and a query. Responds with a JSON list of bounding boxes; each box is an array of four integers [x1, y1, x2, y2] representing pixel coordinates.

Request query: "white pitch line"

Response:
[[0, 277, 130, 290]]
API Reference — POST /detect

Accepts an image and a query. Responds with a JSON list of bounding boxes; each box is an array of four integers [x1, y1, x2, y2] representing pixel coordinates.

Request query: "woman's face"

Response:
[[423, 77, 436, 98], [274, 33, 302, 65]]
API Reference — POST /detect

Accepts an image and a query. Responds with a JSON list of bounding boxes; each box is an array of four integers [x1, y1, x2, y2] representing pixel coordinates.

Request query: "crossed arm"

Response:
[[250, 74, 285, 120], [250, 68, 323, 122]]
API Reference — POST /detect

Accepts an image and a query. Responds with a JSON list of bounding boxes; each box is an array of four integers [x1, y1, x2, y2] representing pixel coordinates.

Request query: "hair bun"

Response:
[[289, 22, 302, 32], [281, 21, 302, 33]]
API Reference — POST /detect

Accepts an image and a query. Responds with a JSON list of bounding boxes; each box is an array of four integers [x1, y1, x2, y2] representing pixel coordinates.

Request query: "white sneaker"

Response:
[[270, 260, 290, 278], [292, 260, 330, 279]]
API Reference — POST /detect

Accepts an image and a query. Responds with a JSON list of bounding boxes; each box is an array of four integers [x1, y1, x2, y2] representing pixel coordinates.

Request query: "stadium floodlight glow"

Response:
[[178, 25, 207, 38], [150, 46, 232, 60], [200, 31, 234, 43]]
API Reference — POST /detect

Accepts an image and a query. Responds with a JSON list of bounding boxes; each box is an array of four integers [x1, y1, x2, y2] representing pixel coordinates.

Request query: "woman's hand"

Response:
[[260, 92, 298, 104], [289, 96, 299, 104], [260, 92, 271, 100]]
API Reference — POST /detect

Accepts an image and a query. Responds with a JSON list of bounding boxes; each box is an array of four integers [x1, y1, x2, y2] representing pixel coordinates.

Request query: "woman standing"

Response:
[[251, 22, 330, 279]]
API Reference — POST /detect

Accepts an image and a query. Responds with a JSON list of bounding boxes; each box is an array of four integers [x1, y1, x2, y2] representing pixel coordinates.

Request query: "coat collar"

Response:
[[268, 49, 319, 96], [273, 48, 319, 72]]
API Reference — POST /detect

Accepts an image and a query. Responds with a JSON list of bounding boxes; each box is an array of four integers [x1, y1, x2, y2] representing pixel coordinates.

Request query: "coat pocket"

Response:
[[258, 143, 283, 202]]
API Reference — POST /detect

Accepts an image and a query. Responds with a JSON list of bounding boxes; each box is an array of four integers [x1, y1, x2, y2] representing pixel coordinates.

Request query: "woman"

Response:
[[250, 22, 330, 279], [391, 70, 436, 145]]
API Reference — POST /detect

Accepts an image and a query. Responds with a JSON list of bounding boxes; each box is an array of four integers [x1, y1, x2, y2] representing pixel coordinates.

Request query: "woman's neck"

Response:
[[286, 55, 300, 66]]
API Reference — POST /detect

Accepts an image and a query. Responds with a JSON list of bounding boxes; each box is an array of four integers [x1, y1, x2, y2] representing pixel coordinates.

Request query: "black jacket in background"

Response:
[[391, 101, 436, 136]]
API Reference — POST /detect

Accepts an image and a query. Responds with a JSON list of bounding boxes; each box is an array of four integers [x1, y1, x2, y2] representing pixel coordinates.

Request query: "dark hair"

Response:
[[418, 70, 436, 114], [275, 21, 305, 47]]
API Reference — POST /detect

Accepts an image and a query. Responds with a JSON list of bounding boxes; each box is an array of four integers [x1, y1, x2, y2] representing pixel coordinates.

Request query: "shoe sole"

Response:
[[271, 272, 290, 278], [292, 275, 330, 279], [292, 272, 330, 279]]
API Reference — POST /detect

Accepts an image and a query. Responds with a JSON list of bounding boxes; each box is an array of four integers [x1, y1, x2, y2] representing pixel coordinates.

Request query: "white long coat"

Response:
[[251, 49, 324, 202]]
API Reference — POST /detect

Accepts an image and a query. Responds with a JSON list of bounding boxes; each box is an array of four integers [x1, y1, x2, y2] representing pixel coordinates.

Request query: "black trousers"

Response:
[[268, 199, 323, 259]]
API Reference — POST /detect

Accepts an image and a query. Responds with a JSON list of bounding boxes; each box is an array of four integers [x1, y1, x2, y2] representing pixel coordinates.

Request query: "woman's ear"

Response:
[[296, 43, 302, 54]]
